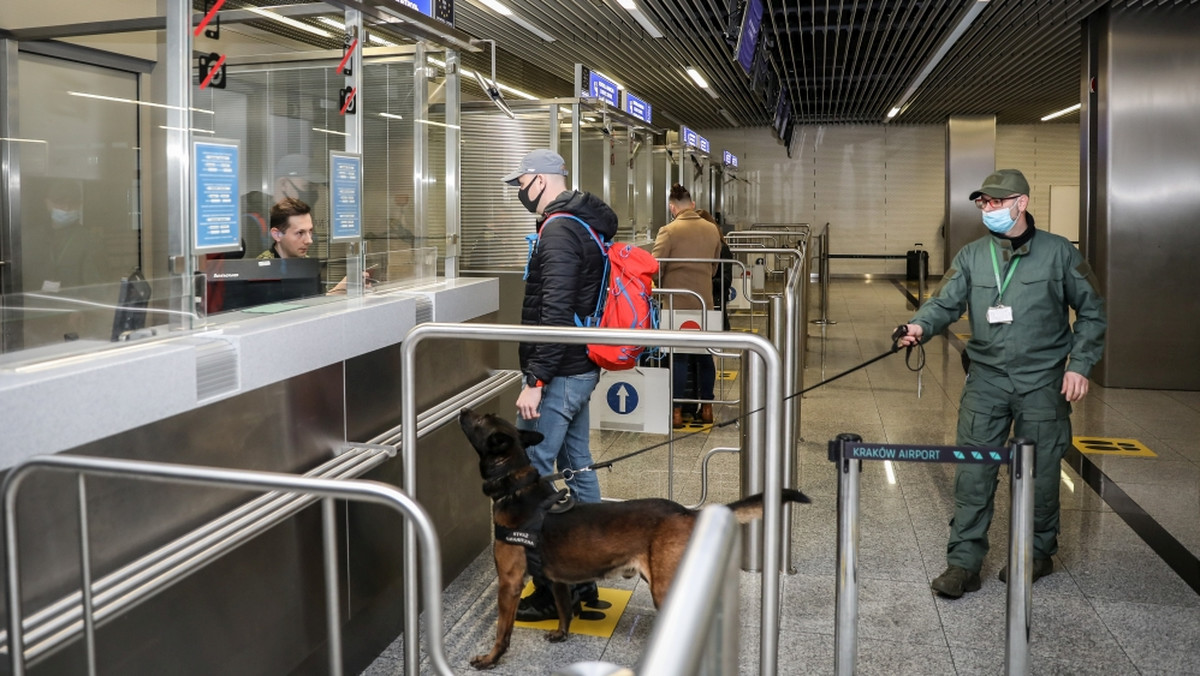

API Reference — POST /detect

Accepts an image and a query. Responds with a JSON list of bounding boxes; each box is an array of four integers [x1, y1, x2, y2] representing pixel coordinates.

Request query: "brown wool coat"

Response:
[[651, 209, 723, 310]]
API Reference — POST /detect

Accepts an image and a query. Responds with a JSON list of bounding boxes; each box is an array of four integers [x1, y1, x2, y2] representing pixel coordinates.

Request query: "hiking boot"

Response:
[[574, 582, 610, 609], [699, 404, 714, 424], [999, 557, 1053, 584], [672, 407, 684, 429], [515, 586, 561, 622], [931, 565, 981, 598]]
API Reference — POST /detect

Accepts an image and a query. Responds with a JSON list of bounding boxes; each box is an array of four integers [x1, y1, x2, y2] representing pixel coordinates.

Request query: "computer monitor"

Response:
[[111, 269, 153, 342], [203, 257, 322, 314]]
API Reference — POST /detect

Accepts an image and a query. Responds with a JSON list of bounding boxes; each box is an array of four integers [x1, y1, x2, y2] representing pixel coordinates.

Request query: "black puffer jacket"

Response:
[[520, 190, 619, 383]]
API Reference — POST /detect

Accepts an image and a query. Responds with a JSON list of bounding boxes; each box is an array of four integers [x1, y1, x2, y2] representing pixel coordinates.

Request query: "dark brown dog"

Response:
[[458, 407, 810, 670]]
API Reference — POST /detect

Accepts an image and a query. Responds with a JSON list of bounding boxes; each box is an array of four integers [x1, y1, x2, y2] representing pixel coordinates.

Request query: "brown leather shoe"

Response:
[[699, 404, 714, 424], [672, 407, 684, 429]]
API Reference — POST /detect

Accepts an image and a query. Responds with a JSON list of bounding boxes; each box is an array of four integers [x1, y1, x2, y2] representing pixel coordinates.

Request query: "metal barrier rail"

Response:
[[2, 456, 454, 676], [553, 504, 743, 676], [829, 435, 1036, 675], [0, 375, 514, 666], [811, 223, 835, 325], [400, 323, 787, 676]]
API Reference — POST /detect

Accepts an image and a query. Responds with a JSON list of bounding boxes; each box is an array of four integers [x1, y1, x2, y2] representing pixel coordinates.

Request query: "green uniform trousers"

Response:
[[947, 372, 1072, 572]]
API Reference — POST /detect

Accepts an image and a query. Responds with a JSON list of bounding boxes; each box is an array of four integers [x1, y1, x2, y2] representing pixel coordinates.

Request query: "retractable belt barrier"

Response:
[[829, 434, 1037, 676]]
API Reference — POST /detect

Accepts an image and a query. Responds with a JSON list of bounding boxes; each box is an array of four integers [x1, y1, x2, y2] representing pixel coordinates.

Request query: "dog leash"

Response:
[[550, 327, 925, 482]]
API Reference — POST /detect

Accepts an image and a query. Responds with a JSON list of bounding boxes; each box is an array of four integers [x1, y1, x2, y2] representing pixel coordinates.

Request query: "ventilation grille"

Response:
[[413, 295, 434, 324], [195, 338, 240, 401]]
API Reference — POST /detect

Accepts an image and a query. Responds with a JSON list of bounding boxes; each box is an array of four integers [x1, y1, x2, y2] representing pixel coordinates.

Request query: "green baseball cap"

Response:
[[969, 169, 1029, 201]]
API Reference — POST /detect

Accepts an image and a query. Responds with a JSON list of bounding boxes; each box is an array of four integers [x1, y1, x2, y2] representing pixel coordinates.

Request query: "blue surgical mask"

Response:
[[50, 208, 80, 227], [982, 206, 1016, 234]]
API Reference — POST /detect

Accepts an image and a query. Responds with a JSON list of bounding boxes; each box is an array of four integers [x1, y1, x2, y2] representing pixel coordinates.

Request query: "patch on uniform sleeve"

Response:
[[930, 267, 957, 297], [1074, 260, 1103, 295]]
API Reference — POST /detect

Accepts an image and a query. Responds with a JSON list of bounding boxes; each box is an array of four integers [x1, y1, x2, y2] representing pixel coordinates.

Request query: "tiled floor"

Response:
[[364, 278, 1200, 675]]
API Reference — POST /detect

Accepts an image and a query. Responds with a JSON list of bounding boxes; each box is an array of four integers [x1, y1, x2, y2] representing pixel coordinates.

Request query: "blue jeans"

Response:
[[517, 371, 601, 504]]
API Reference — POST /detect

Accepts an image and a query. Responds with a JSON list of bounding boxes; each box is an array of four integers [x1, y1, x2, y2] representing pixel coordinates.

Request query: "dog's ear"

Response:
[[518, 429, 544, 448]]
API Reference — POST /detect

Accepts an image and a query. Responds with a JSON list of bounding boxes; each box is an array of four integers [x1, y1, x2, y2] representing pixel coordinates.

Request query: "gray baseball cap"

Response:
[[969, 169, 1029, 200], [502, 149, 568, 186]]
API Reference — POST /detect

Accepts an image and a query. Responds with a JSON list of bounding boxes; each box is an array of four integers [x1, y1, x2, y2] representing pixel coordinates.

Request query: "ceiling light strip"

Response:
[[245, 6, 332, 38], [1041, 103, 1081, 121]]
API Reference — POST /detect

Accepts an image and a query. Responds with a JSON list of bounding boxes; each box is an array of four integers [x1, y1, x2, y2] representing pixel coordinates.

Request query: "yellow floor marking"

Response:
[[731, 327, 761, 334], [954, 333, 971, 341], [513, 581, 633, 637], [717, 370, 738, 380], [1073, 436, 1157, 458]]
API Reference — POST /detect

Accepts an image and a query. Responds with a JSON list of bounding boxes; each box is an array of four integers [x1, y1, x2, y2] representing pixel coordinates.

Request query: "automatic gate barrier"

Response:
[[829, 434, 1037, 676]]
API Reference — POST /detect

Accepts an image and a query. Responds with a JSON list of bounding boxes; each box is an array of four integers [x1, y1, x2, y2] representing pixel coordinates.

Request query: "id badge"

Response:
[[987, 304, 1013, 324]]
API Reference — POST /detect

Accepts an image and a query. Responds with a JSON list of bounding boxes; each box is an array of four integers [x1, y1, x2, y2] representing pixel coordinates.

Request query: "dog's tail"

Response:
[[725, 489, 811, 524]]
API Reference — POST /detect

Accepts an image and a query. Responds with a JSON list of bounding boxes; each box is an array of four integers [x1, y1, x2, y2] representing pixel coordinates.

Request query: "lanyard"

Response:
[[989, 240, 1019, 304]]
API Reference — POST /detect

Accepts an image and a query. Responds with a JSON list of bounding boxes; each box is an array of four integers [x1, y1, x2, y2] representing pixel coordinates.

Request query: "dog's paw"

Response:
[[545, 630, 568, 643], [469, 654, 498, 670]]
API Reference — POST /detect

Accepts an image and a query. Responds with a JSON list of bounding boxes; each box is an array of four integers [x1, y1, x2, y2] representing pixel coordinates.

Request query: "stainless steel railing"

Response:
[[399, 324, 788, 676], [2, 456, 454, 676]]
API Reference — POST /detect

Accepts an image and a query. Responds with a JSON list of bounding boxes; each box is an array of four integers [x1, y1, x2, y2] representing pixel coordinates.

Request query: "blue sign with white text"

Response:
[[393, 0, 431, 17], [588, 71, 620, 108], [329, 153, 362, 240], [682, 126, 698, 148], [605, 381, 639, 415], [624, 92, 652, 124], [193, 140, 240, 251], [723, 150, 739, 168], [698, 135, 710, 153]]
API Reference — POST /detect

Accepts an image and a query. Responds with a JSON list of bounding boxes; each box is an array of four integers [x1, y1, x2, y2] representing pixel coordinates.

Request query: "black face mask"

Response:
[[517, 177, 545, 214]]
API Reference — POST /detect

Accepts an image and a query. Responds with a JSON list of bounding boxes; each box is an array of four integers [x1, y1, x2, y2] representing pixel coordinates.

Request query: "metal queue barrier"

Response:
[[811, 223, 835, 325], [829, 434, 1037, 676], [401, 323, 788, 676], [723, 246, 807, 573], [553, 505, 742, 676], [2, 455, 453, 676]]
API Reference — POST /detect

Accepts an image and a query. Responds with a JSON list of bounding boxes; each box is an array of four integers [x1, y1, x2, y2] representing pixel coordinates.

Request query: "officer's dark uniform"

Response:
[[911, 177, 1106, 583]]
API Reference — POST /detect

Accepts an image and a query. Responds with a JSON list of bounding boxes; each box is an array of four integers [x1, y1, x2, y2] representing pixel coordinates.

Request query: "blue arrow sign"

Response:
[[606, 381, 639, 415]]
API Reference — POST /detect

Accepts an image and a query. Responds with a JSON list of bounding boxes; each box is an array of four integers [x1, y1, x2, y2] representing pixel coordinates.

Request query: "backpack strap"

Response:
[[542, 212, 609, 328]]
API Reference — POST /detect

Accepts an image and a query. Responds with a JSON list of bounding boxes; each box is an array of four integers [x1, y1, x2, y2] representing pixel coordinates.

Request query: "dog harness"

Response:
[[494, 488, 573, 549]]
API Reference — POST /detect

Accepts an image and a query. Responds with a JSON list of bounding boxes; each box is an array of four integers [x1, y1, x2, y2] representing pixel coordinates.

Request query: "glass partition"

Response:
[[0, 274, 200, 369], [1, 0, 457, 363]]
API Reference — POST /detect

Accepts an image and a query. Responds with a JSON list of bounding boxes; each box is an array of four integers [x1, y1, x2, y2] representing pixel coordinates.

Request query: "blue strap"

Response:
[[541, 213, 610, 327], [522, 232, 538, 280]]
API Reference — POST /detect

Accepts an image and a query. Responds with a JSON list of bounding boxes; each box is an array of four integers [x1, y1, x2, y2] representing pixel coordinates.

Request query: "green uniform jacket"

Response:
[[910, 223, 1107, 393]]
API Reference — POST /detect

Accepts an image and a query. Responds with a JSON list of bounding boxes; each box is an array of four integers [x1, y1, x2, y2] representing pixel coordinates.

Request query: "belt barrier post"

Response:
[[770, 294, 795, 574], [1006, 437, 1036, 675], [833, 433, 862, 676], [917, 248, 928, 308], [813, 227, 835, 325], [740, 350, 765, 571]]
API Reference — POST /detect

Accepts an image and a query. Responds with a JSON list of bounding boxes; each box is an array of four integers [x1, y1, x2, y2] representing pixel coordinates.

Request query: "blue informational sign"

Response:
[[193, 139, 240, 252], [329, 152, 362, 241], [735, 0, 764, 75], [624, 92, 652, 124], [723, 150, 739, 168], [681, 126, 698, 148], [392, 0, 431, 17], [588, 70, 620, 108], [605, 381, 640, 415], [698, 135, 710, 153]]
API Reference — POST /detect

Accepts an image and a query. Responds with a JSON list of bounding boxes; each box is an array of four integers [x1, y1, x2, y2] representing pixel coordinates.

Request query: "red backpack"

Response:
[[533, 213, 660, 370]]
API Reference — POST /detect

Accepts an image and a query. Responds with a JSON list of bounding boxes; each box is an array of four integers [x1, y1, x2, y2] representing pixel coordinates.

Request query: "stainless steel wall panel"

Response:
[[945, 116, 996, 270], [1091, 5, 1200, 389]]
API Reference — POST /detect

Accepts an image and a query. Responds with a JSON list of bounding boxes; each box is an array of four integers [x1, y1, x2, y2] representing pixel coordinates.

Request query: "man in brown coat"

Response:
[[653, 184, 724, 427]]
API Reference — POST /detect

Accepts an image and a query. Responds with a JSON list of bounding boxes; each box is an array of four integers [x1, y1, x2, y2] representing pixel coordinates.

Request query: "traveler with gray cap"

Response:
[[894, 168, 1107, 598], [503, 148, 618, 621]]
